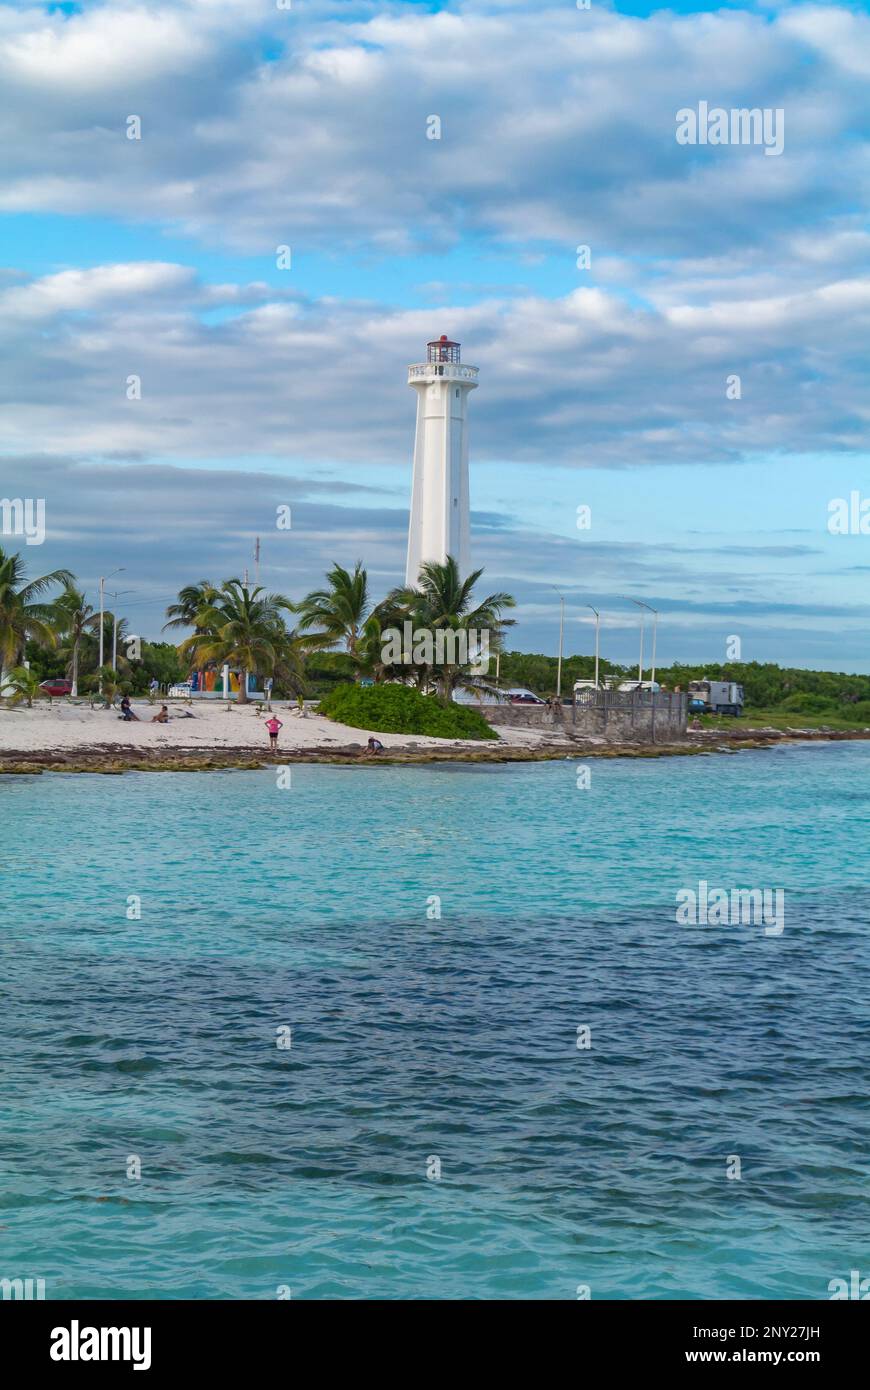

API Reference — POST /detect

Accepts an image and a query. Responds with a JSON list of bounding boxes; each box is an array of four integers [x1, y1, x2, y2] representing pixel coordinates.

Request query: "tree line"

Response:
[[0, 547, 515, 706], [3, 541, 866, 712]]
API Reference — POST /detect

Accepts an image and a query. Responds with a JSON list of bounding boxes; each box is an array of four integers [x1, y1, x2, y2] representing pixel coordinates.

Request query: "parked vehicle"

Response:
[[617, 680, 661, 694], [506, 687, 546, 705], [688, 679, 744, 716], [39, 678, 73, 698]]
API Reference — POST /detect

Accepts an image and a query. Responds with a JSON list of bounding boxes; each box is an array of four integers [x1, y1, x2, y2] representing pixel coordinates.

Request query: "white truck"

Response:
[[688, 679, 744, 716]]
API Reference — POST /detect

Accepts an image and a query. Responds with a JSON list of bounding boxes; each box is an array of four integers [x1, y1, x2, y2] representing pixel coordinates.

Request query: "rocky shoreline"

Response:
[[1, 725, 867, 774]]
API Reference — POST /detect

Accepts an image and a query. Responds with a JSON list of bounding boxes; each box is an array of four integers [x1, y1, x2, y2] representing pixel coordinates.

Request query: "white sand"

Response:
[[0, 698, 564, 754]]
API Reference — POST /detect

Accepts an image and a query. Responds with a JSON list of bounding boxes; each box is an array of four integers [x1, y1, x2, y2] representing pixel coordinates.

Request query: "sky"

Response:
[[0, 0, 869, 668]]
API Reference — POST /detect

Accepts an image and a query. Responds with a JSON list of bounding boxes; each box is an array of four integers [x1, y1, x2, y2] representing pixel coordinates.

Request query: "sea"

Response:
[[1, 741, 867, 1299]]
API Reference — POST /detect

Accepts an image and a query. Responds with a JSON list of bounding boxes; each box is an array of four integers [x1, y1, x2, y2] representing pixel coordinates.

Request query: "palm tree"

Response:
[[271, 627, 309, 702], [178, 579, 294, 704], [2, 665, 42, 707], [90, 665, 121, 707], [391, 556, 516, 704], [53, 583, 98, 696], [0, 546, 74, 686], [295, 562, 372, 662], [163, 579, 219, 633], [351, 601, 412, 684]]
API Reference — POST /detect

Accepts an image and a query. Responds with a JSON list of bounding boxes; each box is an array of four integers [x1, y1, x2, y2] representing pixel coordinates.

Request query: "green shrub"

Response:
[[779, 693, 838, 714], [319, 682, 498, 740]]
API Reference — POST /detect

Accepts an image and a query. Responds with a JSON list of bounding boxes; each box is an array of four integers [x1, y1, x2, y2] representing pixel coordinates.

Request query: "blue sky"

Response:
[[1, 0, 869, 668]]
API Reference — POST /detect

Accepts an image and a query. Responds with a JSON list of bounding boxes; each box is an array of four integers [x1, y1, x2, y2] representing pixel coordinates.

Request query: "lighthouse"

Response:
[[405, 336, 479, 586]]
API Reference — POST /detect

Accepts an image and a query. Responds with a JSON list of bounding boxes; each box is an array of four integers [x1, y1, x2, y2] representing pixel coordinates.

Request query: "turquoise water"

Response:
[[1, 742, 868, 1300]]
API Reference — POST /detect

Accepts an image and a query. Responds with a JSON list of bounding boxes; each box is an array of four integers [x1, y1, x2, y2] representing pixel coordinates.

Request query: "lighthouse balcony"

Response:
[[408, 362, 479, 383]]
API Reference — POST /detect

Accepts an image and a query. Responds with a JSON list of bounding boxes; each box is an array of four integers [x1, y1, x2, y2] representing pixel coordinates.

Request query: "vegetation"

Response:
[[498, 650, 624, 694], [384, 557, 516, 703], [163, 580, 220, 633], [0, 548, 73, 684], [87, 665, 124, 707], [319, 682, 498, 740], [295, 561, 374, 664], [2, 665, 42, 707], [497, 650, 870, 725], [176, 579, 303, 705], [658, 660, 870, 710], [3, 536, 870, 732], [52, 584, 99, 696]]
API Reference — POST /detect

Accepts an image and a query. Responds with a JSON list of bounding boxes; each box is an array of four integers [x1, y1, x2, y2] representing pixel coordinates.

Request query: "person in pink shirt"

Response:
[[265, 714, 283, 753]]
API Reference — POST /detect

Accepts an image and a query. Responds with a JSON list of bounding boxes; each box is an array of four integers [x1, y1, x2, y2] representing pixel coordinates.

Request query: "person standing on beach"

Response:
[[265, 714, 283, 753]]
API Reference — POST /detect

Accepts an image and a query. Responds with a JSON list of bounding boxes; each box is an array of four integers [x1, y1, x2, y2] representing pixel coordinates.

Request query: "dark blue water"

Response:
[[1, 744, 868, 1298]]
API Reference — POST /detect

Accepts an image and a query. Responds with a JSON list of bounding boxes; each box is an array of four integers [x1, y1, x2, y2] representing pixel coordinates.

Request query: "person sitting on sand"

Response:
[[119, 696, 139, 722], [265, 715, 283, 752], [367, 736, 384, 754], [152, 704, 169, 723]]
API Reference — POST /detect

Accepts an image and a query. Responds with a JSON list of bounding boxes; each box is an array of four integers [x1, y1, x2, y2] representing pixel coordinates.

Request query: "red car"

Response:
[[39, 678, 73, 697]]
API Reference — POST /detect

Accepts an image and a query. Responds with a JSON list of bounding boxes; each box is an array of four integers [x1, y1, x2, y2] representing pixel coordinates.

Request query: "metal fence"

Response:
[[571, 688, 684, 710], [568, 688, 688, 738]]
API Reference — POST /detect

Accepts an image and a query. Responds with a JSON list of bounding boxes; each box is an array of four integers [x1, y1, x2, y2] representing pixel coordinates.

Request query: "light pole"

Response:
[[99, 568, 124, 691], [621, 597, 645, 685], [635, 601, 658, 688], [552, 585, 565, 698], [585, 605, 600, 689], [621, 598, 658, 688], [107, 589, 134, 671]]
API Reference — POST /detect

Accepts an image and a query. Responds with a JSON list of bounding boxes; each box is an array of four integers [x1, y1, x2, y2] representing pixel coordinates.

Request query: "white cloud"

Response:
[[0, 1, 865, 261], [0, 262, 194, 318], [0, 255, 866, 466]]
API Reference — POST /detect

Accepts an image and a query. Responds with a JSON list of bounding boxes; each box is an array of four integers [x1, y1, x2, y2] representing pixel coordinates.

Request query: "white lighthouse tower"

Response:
[[405, 335, 479, 586]]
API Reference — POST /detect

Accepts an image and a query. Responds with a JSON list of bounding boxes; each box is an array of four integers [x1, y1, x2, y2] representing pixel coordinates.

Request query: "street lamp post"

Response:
[[552, 585, 565, 698], [107, 590, 134, 671], [634, 600, 659, 742], [98, 569, 125, 692], [621, 597, 645, 685], [586, 605, 600, 689], [634, 600, 658, 688]]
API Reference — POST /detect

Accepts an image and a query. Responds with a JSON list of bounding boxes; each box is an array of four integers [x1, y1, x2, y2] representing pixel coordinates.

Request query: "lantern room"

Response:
[[427, 335, 461, 364]]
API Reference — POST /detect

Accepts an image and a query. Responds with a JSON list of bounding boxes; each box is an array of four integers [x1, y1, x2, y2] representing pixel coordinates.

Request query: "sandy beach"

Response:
[[0, 698, 568, 759], [1, 700, 856, 774]]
